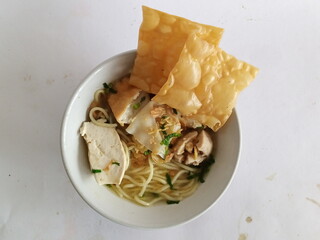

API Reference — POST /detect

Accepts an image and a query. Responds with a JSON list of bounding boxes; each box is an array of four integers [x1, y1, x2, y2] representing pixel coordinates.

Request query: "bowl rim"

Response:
[[60, 50, 242, 229]]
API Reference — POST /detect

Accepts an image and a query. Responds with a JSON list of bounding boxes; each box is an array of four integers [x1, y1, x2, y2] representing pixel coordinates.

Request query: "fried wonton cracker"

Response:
[[153, 34, 259, 131], [129, 6, 224, 94]]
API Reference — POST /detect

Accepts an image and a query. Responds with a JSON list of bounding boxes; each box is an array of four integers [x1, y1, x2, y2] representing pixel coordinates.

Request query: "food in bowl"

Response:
[[80, 77, 216, 206], [79, 6, 258, 207]]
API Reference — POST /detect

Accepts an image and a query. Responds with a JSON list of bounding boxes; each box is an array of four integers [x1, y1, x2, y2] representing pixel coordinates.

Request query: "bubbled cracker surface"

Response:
[[153, 34, 259, 131], [129, 6, 224, 94]]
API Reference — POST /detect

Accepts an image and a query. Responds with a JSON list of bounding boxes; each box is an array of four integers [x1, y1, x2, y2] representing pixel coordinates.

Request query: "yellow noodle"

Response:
[[134, 195, 151, 206], [159, 193, 181, 201], [126, 166, 146, 174], [94, 89, 105, 103], [158, 163, 180, 171], [120, 140, 130, 170], [148, 197, 164, 205], [138, 157, 154, 197], [180, 183, 199, 197], [174, 179, 191, 184], [137, 175, 147, 183], [172, 160, 199, 172], [89, 107, 117, 127], [150, 177, 167, 185], [113, 159, 202, 206], [111, 185, 123, 198], [122, 183, 135, 189], [115, 184, 132, 200], [152, 174, 166, 180], [123, 175, 145, 186], [172, 170, 188, 183]]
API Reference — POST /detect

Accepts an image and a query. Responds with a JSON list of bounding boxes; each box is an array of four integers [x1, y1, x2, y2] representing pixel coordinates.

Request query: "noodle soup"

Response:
[[80, 77, 216, 206]]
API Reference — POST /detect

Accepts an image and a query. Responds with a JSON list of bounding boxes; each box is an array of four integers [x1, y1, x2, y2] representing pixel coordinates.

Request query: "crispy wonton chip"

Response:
[[153, 34, 259, 131], [129, 6, 224, 94]]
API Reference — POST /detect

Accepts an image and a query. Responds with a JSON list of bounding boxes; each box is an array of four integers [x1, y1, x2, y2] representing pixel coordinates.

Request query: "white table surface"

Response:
[[1, 0, 320, 239]]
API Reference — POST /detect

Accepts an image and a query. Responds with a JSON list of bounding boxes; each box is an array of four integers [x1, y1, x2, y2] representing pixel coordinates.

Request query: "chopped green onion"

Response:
[[198, 155, 215, 183], [103, 82, 117, 94], [140, 96, 146, 103], [110, 88, 117, 94], [160, 124, 168, 136], [164, 148, 169, 157], [161, 115, 168, 119], [167, 200, 180, 204], [112, 161, 120, 166], [144, 150, 152, 155], [172, 108, 178, 114], [161, 133, 182, 146], [132, 103, 140, 110], [185, 155, 215, 182], [91, 169, 102, 173], [166, 173, 174, 190]]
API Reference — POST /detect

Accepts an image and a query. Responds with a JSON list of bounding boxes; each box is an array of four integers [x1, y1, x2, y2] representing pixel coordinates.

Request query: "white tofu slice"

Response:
[[80, 122, 127, 185], [108, 77, 150, 126], [126, 101, 166, 158]]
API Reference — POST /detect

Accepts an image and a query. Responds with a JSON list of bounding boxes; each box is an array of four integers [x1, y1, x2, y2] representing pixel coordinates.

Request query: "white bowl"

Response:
[[61, 50, 241, 228]]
